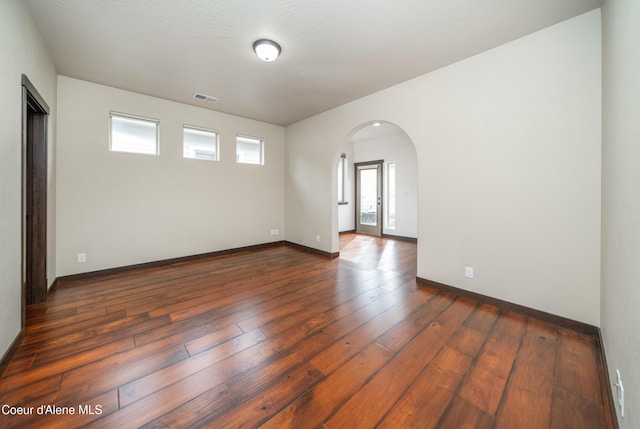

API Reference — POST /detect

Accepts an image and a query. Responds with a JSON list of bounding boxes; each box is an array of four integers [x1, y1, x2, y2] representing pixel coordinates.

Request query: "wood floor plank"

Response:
[[118, 327, 268, 407], [25, 307, 76, 326], [235, 280, 342, 334], [18, 390, 119, 429], [318, 271, 425, 341], [457, 310, 527, 414], [30, 315, 169, 367], [212, 273, 332, 329], [19, 309, 128, 348], [436, 396, 495, 429], [183, 323, 243, 356], [375, 291, 455, 353], [132, 318, 196, 347], [495, 318, 558, 429], [555, 327, 603, 406], [377, 346, 474, 429], [323, 297, 477, 428], [25, 307, 107, 335], [92, 380, 228, 429], [0, 234, 611, 428], [53, 343, 189, 405], [201, 363, 326, 429], [0, 375, 61, 406], [310, 280, 434, 375], [447, 325, 491, 358], [256, 273, 389, 338], [139, 384, 235, 429], [464, 303, 500, 333], [0, 337, 133, 394], [260, 343, 394, 429], [550, 327, 607, 429], [225, 331, 335, 403], [1, 355, 36, 376], [376, 303, 499, 429], [551, 386, 605, 429]]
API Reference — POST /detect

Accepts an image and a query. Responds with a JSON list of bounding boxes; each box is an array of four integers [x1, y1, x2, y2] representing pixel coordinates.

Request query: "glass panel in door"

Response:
[[359, 168, 378, 226], [355, 161, 383, 236]]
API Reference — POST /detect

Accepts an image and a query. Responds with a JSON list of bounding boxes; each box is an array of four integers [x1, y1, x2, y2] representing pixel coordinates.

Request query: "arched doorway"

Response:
[[333, 121, 418, 251]]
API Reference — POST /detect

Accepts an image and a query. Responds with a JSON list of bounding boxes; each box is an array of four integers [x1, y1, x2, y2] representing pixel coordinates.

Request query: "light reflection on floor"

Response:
[[339, 234, 404, 272]]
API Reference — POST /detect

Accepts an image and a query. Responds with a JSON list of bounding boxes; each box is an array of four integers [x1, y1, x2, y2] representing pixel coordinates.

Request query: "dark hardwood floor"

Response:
[[0, 234, 611, 428]]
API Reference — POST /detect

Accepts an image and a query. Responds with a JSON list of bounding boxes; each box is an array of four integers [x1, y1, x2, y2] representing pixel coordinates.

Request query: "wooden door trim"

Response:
[[21, 75, 49, 327], [354, 160, 384, 236], [22, 75, 50, 114]]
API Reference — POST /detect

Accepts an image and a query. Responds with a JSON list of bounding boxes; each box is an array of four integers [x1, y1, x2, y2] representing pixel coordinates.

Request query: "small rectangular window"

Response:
[[387, 163, 396, 229], [183, 126, 219, 161], [338, 153, 347, 203], [110, 112, 158, 155], [236, 135, 264, 165]]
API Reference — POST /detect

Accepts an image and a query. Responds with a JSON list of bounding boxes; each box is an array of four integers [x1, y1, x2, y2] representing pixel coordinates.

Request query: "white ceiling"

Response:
[[27, 0, 600, 126]]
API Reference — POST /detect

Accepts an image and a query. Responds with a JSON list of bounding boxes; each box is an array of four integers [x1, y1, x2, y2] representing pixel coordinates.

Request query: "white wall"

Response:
[[286, 10, 601, 325], [56, 77, 284, 276], [601, 0, 640, 426], [0, 0, 57, 358]]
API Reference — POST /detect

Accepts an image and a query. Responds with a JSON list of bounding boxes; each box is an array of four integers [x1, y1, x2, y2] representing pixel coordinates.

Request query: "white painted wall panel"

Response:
[[286, 11, 601, 325], [601, 0, 640, 426], [56, 77, 285, 276], [0, 0, 57, 359]]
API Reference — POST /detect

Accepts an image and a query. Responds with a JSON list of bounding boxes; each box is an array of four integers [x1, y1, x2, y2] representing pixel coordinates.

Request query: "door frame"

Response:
[[354, 160, 383, 236], [21, 74, 50, 326]]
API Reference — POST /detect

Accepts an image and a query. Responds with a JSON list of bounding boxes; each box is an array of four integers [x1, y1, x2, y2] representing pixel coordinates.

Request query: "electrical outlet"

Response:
[[616, 369, 624, 418], [316, 234, 320, 242], [465, 266, 474, 279], [77, 253, 86, 263]]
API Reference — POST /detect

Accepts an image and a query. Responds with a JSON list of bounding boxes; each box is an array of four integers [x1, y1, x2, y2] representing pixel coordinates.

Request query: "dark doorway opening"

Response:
[[22, 75, 50, 325]]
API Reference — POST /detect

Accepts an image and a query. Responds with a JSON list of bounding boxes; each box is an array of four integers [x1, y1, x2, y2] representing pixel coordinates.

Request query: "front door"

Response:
[[355, 160, 383, 236]]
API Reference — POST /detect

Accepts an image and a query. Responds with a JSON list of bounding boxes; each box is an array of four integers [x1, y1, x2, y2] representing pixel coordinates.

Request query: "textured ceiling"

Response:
[[27, 0, 600, 126]]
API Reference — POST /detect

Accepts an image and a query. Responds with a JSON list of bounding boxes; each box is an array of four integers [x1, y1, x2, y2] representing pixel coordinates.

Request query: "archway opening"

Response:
[[332, 120, 418, 254]]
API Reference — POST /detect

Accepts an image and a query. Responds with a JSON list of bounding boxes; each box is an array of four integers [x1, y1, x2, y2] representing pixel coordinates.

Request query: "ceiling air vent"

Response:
[[194, 92, 219, 103]]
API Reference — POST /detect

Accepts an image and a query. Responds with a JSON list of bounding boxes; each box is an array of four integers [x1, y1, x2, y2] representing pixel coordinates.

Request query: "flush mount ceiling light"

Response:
[[253, 39, 281, 62], [372, 122, 382, 127]]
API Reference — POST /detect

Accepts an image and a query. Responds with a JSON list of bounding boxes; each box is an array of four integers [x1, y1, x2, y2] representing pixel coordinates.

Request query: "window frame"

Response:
[[338, 153, 348, 205], [183, 124, 220, 161], [386, 162, 396, 230], [109, 111, 159, 155], [235, 134, 264, 165]]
